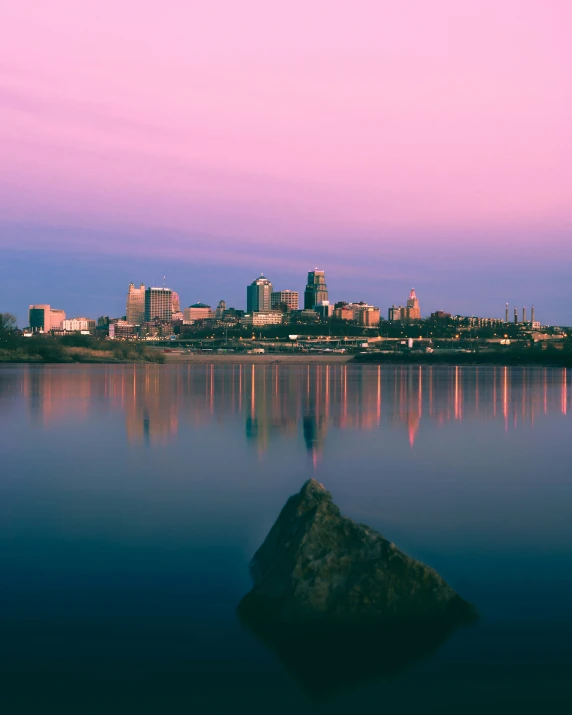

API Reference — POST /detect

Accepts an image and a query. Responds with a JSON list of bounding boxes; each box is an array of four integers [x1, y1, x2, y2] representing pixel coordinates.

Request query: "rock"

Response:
[[240, 478, 476, 625]]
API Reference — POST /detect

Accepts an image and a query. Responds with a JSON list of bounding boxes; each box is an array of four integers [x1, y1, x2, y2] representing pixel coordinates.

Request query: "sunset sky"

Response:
[[1, 0, 571, 324]]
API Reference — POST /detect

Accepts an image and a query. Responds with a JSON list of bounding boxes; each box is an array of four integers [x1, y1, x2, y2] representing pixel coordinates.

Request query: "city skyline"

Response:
[[1, 2, 571, 324], [21, 269, 550, 335]]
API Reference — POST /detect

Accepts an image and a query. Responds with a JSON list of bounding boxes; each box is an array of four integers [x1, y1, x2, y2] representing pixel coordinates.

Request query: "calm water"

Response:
[[1, 364, 571, 714]]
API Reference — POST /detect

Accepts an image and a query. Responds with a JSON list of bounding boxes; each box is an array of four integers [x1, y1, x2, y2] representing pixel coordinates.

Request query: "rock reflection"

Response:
[[239, 610, 463, 696]]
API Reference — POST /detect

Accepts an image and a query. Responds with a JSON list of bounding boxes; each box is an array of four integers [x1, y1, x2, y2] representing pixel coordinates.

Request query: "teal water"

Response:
[[0, 364, 571, 714]]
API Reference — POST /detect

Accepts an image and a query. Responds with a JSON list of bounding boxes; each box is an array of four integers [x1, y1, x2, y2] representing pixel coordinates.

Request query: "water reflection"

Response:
[[2, 365, 570, 453], [239, 607, 467, 696]]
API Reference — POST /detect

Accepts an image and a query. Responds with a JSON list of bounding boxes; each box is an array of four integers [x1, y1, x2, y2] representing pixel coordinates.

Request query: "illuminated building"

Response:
[[126, 283, 146, 325], [406, 288, 421, 320], [388, 289, 421, 321], [271, 290, 299, 311], [304, 269, 328, 310], [247, 275, 273, 312], [145, 287, 173, 322], [242, 312, 283, 326], [28, 305, 66, 333], [184, 303, 214, 322], [62, 317, 96, 332]]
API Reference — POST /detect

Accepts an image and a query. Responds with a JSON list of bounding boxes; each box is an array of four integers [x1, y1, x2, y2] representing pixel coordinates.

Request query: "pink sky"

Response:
[[1, 0, 571, 262]]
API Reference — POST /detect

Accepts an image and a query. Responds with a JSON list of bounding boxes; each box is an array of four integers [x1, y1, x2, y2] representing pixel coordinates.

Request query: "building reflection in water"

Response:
[[4, 364, 570, 452]]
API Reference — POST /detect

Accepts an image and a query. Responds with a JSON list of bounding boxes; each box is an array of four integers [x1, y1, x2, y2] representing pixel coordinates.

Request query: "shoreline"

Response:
[[1, 353, 570, 368]]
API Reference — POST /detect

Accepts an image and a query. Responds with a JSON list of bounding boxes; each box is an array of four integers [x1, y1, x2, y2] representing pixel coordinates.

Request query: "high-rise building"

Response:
[[145, 287, 173, 322], [126, 283, 146, 325], [247, 275, 273, 313], [215, 300, 227, 319], [172, 291, 181, 314], [28, 305, 66, 333], [271, 290, 299, 311], [389, 290, 421, 322], [406, 288, 421, 320], [350, 302, 380, 326], [388, 305, 403, 322], [184, 303, 213, 322], [29, 305, 51, 333], [304, 269, 328, 310]]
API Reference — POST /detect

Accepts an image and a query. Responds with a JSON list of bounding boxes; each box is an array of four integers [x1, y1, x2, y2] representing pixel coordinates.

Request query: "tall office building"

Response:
[[172, 291, 181, 314], [215, 300, 226, 319], [126, 283, 146, 325], [271, 290, 299, 311], [247, 275, 273, 313], [29, 305, 51, 333], [304, 269, 328, 310], [406, 288, 421, 320], [28, 305, 66, 333], [145, 287, 173, 322]]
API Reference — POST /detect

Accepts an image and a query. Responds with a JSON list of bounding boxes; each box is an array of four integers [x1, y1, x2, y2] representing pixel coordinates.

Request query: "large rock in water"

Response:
[[241, 478, 476, 624]]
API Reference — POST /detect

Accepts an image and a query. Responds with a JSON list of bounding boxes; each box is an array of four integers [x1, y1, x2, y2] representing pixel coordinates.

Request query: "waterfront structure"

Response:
[[62, 317, 96, 332], [247, 275, 273, 313], [28, 305, 66, 333], [271, 290, 299, 311], [242, 312, 283, 326], [144, 287, 173, 322], [304, 269, 328, 310], [183, 303, 213, 322], [126, 283, 146, 325]]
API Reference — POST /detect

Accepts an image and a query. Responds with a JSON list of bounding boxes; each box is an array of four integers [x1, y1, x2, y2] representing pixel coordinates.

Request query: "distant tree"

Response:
[[0, 312, 17, 333]]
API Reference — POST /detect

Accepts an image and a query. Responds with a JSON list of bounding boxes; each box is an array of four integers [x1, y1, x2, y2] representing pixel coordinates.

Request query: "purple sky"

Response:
[[1, 1, 571, 325]]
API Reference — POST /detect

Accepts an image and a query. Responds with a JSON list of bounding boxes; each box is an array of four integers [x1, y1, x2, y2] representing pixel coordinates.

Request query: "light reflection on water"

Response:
[[4, 364, 570, 451], [0, 364, 571, 714]]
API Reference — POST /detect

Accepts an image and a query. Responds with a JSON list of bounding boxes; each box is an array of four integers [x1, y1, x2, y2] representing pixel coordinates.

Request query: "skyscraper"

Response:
[[304, 269, 328, 310], [145, 287, 173, 322], [126, 283, 146, 325], [271, 290, 299, 311], [171, 291, 181, 314], [247, 275, 273, 313], [406, 288, 421, 320]]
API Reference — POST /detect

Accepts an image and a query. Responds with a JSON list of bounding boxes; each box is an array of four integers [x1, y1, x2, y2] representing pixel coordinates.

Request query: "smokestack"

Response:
[[514, 306, 518, 324], [522, 306, 526, 323], [505, 303, 509, 323], [531, 305, 535, 324]]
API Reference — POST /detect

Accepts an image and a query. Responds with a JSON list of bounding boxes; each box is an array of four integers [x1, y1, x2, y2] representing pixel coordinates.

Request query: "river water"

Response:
[[0, 364, 571, 713]]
